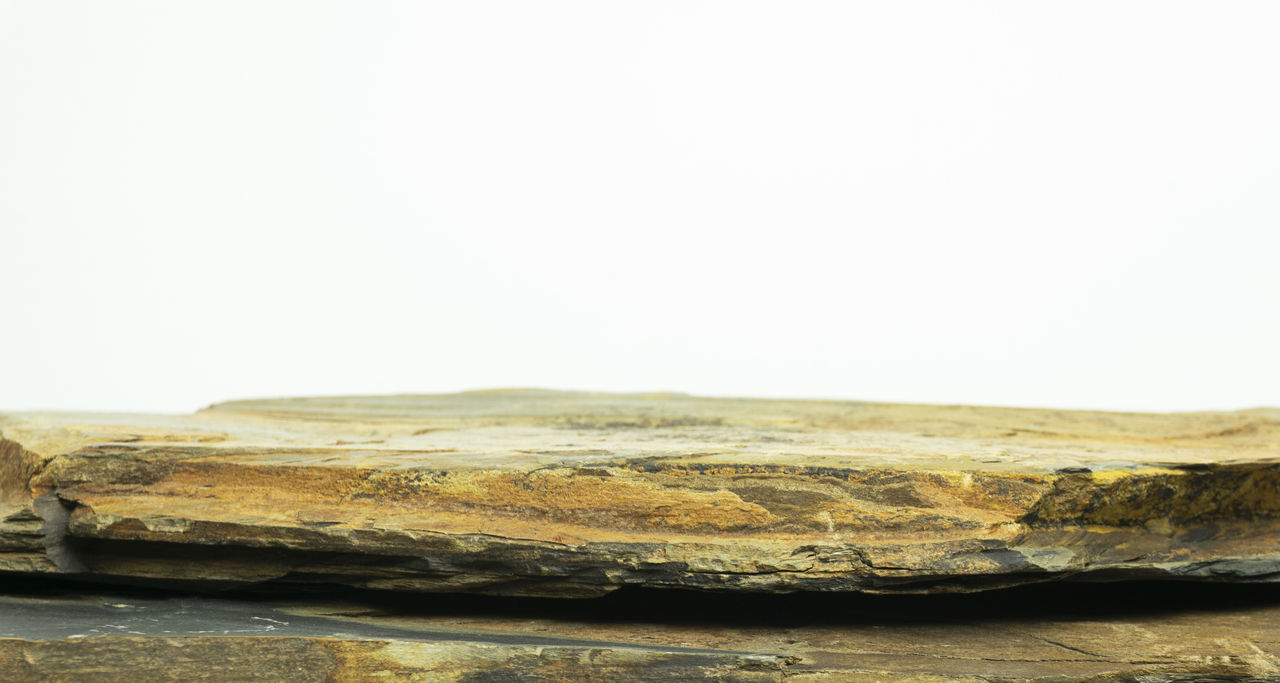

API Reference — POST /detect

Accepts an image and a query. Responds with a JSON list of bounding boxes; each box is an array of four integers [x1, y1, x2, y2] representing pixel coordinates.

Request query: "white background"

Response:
[[3, 1, 1278, 414]]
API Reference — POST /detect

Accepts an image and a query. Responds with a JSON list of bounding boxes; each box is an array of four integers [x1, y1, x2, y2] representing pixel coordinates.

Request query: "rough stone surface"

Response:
[[2, 390, 1279, 596], [2, 580, 1279, 681]]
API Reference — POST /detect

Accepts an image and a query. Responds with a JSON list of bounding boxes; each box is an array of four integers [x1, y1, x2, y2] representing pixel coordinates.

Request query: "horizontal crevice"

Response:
[[9, 573, 1280, 628]]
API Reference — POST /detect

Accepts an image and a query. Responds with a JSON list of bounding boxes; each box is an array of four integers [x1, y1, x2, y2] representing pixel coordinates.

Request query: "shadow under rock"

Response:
[[6, 574, 1280, 628]]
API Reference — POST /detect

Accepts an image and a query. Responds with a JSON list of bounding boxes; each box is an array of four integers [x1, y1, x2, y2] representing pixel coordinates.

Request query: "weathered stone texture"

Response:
[[2, 391, 1278, 595], [2, 583, 1279, 681]]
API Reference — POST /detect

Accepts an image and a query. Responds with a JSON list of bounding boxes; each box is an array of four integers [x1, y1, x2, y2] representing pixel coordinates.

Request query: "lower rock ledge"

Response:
[[2, 579, 1279, 681]]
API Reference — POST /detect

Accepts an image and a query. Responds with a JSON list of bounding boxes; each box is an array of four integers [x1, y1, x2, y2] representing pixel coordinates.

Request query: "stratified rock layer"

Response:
[[3, 581, 1280, 681], [2, 391, 1278, 596]]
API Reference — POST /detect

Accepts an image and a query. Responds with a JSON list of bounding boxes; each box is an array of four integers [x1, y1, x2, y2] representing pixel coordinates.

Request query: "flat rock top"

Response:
[[6, 390, 1279, 474]]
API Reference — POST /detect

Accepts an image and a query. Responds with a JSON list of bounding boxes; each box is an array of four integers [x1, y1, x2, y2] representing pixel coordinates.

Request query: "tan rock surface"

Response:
[[3, 390, 1279, 595]]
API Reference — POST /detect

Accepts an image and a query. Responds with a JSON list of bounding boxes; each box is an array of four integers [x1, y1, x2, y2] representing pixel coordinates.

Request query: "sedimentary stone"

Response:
[[2, 390, 1278, 596], [2, 581, 1279, 681]]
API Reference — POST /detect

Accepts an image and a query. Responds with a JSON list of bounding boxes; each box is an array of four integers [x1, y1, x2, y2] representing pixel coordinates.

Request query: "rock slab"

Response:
[[3, 391, 1279, 596], [3, 581, 1280, 681]]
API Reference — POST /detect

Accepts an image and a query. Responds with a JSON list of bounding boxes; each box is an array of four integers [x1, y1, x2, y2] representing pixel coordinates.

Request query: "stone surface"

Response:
[[2, 580, 1279, 681], [2, 390, 1279, 596]]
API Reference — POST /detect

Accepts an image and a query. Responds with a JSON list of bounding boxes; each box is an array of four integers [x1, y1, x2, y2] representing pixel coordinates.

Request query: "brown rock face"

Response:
[[2, 390, 1279, 596]]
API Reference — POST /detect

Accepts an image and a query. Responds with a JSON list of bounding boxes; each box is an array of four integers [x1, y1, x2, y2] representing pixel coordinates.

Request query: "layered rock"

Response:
[[3, 581, 1279, 681], [2, 391, 1278, 596]]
